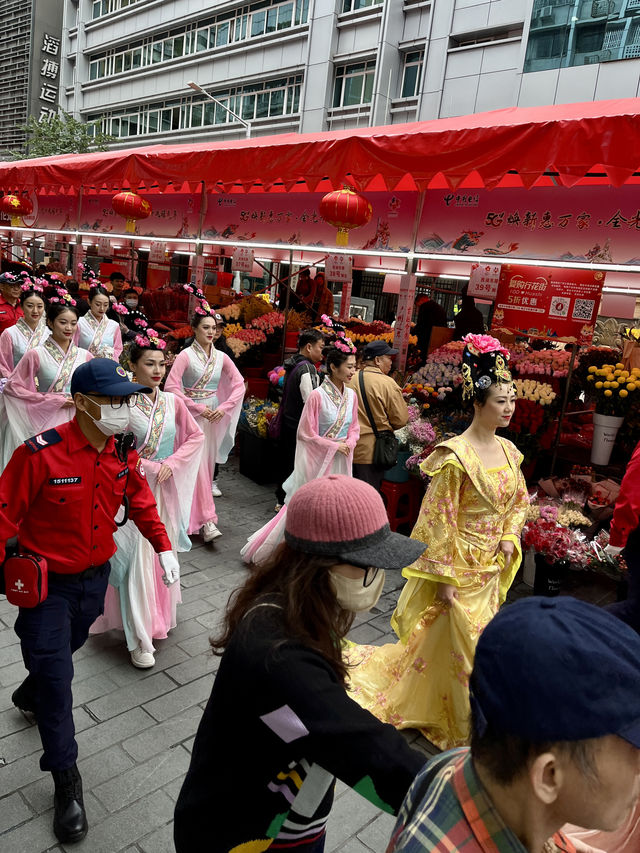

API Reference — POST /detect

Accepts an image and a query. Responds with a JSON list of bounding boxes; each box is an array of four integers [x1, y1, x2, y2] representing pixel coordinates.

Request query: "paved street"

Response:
[[0, 459, 617, 853]]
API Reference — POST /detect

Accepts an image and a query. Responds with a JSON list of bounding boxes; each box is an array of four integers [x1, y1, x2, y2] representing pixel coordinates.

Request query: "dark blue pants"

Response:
[[606, 530, 640, 634], [14, 564, 110, 771]]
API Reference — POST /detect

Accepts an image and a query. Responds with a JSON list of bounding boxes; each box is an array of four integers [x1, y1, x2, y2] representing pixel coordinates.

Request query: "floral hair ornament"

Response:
[[20, 277, 45, 293], [77, 261, 101, 288], [461, 333, 512, 401], [49, 287, 77, 307], [112, 301, 129, 316], [333, 334, 357, 354], [182, 282, 205, 301], [134, 328, 166, 351]]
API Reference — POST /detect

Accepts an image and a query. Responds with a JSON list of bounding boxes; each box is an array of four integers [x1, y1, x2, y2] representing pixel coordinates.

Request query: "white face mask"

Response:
[[330, 569, 385, 613], [82, 398, 130, 436], [125, 299, 138, 308]]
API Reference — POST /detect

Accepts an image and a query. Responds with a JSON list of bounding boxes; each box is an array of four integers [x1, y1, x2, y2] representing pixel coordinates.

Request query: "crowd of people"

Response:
[[0, 265, 638, 853]]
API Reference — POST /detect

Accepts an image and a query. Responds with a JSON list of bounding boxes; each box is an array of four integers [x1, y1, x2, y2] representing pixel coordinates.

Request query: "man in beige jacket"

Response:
[[348, 341, 409, 492]]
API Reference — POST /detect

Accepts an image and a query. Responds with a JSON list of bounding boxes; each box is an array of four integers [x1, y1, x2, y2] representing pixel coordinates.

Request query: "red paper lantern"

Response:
[[1, 194, 33, 227], [318, 187, 372, 247], [111, 191, 152, 234]]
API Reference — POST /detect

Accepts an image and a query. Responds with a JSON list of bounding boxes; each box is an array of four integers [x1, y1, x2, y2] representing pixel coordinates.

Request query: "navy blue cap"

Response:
[[363, 340, 398, 359], [71, 358, 151, 397], [470, 597, 640, 746]]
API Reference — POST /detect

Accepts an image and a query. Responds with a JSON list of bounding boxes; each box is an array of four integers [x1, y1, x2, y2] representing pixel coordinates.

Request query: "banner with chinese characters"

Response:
[[202, 192, 417, 251], [79, 193, 199, 238], [418, 186, 640, 265], [393, 275, 417, 371], [490, 264, 605, 344], [30, 1, 64, 124]]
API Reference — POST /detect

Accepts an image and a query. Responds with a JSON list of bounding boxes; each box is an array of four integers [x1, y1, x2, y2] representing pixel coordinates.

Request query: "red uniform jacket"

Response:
[[0, 419, 171, 573], [0, 296, 23, 335], [609, 439, 640, 548]]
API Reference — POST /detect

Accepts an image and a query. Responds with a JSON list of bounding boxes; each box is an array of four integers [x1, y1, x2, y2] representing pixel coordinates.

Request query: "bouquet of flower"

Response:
[[395, 404, 437, 479], [586, 362, 640, 416], [268, 366, 286, 388], [240, 396, 280, 438], [522, 506, 579, 565], [218, 303, 242, 321], [511, 349, 574, 378], [583, 530, 628, 581], [228, 328, 267, 345], [513, 378, 557, 406], [248, 311, 285, 335], [285, 309, 312, 331]]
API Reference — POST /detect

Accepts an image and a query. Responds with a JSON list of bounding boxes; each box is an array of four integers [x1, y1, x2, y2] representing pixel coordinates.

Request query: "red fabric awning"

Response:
[[1, 98, 639, 193]]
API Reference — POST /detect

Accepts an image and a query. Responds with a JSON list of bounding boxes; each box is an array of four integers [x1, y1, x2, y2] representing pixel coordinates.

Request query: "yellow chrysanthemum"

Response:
[[620, 389, 629, 397], [627, 383, 637, 391], [604, 389, 613, 397], [595, 381, 604, 389], [603, 381, 612, 388]]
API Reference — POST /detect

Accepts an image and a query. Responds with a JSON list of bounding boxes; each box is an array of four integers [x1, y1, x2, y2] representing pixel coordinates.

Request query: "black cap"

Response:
[[71, 358, 151, 397], [363, 340, 399, 359]]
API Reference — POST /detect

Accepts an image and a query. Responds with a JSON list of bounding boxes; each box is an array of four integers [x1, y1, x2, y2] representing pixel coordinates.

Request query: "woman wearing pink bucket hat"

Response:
[[174, 475, 427, 853]]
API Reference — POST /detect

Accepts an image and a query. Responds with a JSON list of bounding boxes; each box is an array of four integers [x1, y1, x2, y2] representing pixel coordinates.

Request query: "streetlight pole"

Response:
[[186, 81, 252, 138]]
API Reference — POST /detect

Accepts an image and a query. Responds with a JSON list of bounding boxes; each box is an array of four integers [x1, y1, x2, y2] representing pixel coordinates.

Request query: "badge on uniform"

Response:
[[136, 458, 145, 478], [24, 429, 62, 454]]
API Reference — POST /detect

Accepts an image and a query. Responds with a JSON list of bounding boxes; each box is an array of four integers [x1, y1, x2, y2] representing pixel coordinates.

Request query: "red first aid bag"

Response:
[[2, 554, 48, 607]]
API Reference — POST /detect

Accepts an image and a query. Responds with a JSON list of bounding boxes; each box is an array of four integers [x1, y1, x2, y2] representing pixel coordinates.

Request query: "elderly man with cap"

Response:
[[0, 358, 177, 845], [348, 340, 409, 492], [0, 271, 25, 334], [387, 596, 640, 853]]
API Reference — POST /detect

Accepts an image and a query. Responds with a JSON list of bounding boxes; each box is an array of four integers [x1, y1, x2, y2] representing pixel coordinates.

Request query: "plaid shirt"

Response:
[[387, 748, 577, 853]]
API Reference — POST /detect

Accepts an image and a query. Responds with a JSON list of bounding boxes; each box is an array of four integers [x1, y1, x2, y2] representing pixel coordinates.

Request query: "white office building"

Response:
[[53, 0, 640, 148]]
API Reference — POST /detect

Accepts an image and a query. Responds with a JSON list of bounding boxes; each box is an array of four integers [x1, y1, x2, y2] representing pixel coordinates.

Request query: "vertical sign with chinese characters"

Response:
[[468, 263, 501, 301], [98, 236, 111, 257], [231, 247, 255, 273], [28, 2, 64, 127], [393, 275, 417, 372], [149, 241, 165, 264], [325, 254, 353, 283]]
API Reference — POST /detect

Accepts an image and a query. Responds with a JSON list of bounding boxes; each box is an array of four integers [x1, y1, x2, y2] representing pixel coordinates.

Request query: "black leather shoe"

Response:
[[11, 680, 37, 724], [52, 763, 88, 843]]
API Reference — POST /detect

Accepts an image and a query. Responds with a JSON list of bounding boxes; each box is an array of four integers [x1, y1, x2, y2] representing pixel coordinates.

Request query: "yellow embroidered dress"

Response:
[[348, 434, 528, 750]]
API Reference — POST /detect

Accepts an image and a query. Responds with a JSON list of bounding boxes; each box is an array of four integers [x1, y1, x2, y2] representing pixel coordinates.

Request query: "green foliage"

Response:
[[10, 111, 113, 160]]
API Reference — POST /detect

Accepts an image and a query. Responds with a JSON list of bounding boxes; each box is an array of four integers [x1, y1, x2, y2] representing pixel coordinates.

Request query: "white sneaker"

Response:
[[130, 646, 155, 668], [211, 481, 222, 497], [202, 521, 222, 542]]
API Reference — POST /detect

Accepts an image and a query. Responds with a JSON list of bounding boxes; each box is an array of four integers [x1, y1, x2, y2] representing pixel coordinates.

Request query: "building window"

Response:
[[341, 0, 383, 12], [333, 60, 376, 107], [401, 50, 423, 98], [87, 75, 303, 139], [88, 0, 310, 81], [92, 0, 140, 19]]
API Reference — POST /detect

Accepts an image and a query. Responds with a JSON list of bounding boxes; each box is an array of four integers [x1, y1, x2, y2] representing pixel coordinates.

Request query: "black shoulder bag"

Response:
[[358, 370, 399, 469]]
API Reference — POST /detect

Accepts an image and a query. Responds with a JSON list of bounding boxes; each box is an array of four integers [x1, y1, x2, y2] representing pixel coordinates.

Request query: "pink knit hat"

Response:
[[285, 475, 426, 569]]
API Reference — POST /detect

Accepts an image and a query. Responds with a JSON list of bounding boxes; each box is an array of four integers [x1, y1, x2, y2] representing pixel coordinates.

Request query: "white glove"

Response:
[[159, 551, 180, 586], [604, 544, 623, 557]]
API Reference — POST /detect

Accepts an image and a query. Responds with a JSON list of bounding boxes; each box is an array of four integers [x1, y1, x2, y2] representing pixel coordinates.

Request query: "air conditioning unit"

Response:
[[534, 5, 555, 23]]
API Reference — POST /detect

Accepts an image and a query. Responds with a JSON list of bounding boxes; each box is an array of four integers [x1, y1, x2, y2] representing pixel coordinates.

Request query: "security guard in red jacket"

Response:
[[0, 358, 179, 845]]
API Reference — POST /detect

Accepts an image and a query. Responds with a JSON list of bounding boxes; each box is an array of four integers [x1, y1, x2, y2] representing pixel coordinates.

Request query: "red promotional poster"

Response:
[[491, 265, 605, 344]]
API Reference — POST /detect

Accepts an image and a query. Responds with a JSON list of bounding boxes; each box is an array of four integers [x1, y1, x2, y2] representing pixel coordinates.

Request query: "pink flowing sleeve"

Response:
[[216, 353, 245, 415], [113, 324, 123, 359], [344, 392, 360, 451], [296, 391, 336, 452], [164, 350, 207, 417], [143, 397, 204, 477], [3, 350, 70, 433], [0, 330, 15, 378]]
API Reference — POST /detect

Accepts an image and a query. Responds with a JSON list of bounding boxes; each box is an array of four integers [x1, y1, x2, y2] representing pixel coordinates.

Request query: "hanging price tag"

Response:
[[231, 247, 255, 273]]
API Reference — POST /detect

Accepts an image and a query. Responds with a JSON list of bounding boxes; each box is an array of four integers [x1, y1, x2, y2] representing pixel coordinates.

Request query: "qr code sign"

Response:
[[572, 298, 595, 321], [549, 297, 570, 318]]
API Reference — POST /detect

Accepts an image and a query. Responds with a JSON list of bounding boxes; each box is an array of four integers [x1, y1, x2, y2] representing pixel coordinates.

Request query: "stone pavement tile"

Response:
[[335, 838, 375, 853], [156, 615, 210, 648], [0, 750, 44, 797], [164, 651, 218, 686], [357, 812, 396, 852], [175, 631, 213, 658], [0, 660, 29, 688], [122, 706, 202, 763], [93, 746, 190, 812], [0, 790, 34, 833], [21, 745, 135, 814], [72, 671, 120, 707], [138, 820, 175, 853], [195, 610, 223, 630], [348, 623, 386, 644], [143, 674, 212, 722], [325, 787, 382, 852], [0, 807, 61, 853], [179, 581, 216, 603], [0, 705, 33, 738], [75, 707, 155, 759], [72, 630, 123, 662], [179, 569, 215, 589], [85, 672, 175, 721], [60, 788, 174, 853], [0, 625, 19, 649], [0, 719, 45, 764], [106, 644, 190, 688], [173, 596, 216, 621], [0, 641, 23, 668]]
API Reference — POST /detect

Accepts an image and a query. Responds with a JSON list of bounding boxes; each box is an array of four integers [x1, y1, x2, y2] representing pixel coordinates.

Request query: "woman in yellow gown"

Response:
[[349, 335, 529, 750]]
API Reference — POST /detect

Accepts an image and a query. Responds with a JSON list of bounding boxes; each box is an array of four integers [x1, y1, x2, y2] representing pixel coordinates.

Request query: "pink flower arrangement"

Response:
[[112, 302, 129, 315], [248, 311, 286, 335], [229, 328, 267, 345], [463, 333, 510, 359], [49, 288, 76, 307], [134, 317, 147, 328], [522, 514, 579, 565], [21, 279, 44, 293]]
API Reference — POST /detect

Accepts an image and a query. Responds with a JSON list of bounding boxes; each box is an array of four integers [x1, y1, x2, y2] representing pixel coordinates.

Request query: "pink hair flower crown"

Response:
[[334, 334, 356, 354], [134, 328, 166, 350], [112, 302, 129, 315], [49, 288, 76, 307], [321, 314, 334, 327], [20, 279, 44, 293], [463, 333, 510, 360]]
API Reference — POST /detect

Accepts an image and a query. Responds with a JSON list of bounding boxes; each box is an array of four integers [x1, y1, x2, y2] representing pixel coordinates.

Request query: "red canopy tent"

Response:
[[1, 98, 640, 194]]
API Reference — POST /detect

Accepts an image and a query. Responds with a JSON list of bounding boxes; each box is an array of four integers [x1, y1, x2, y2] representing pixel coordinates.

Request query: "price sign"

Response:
[[149, 241, 165, 264], [325, 254, 353, 283], [339, 281, 353, 318], [231, 246, 255, 273], [43, 233, 56, 251], [97, 236, 111, 256], [468, 263, 501, 300], [393, 274, 417, 372]]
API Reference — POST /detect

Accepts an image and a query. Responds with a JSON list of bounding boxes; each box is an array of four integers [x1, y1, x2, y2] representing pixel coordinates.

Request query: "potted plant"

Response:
[[586, 362, 640, 465]]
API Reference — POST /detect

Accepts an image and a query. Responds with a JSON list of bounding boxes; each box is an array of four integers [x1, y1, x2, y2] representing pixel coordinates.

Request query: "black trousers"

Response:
[[14, 564, 110, 771], [606, 529, 640, 634], [352, 463, 385, 494], [275, 424, 298, 505]]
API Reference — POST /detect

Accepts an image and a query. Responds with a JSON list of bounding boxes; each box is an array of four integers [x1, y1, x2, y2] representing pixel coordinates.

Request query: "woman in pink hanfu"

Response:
[[92, 333, 204, 668], [0, 279, 49, 378], [75, 284, 123, 360], [242, 340, 359, 565], [0, 299, 92, 471], [164, 304, 244, 543]]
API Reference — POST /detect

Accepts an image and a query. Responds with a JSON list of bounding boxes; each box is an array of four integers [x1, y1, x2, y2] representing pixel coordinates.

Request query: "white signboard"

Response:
[[468, 262, 501, 301], [43, 232, 56, 251], [98, 236, 111, 256], [149, 241, 165, 264], [231, 246, 255, 273], [393, 274, 417, 372], [325, 253, 353, 283], [339, 281, 353, 318]]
